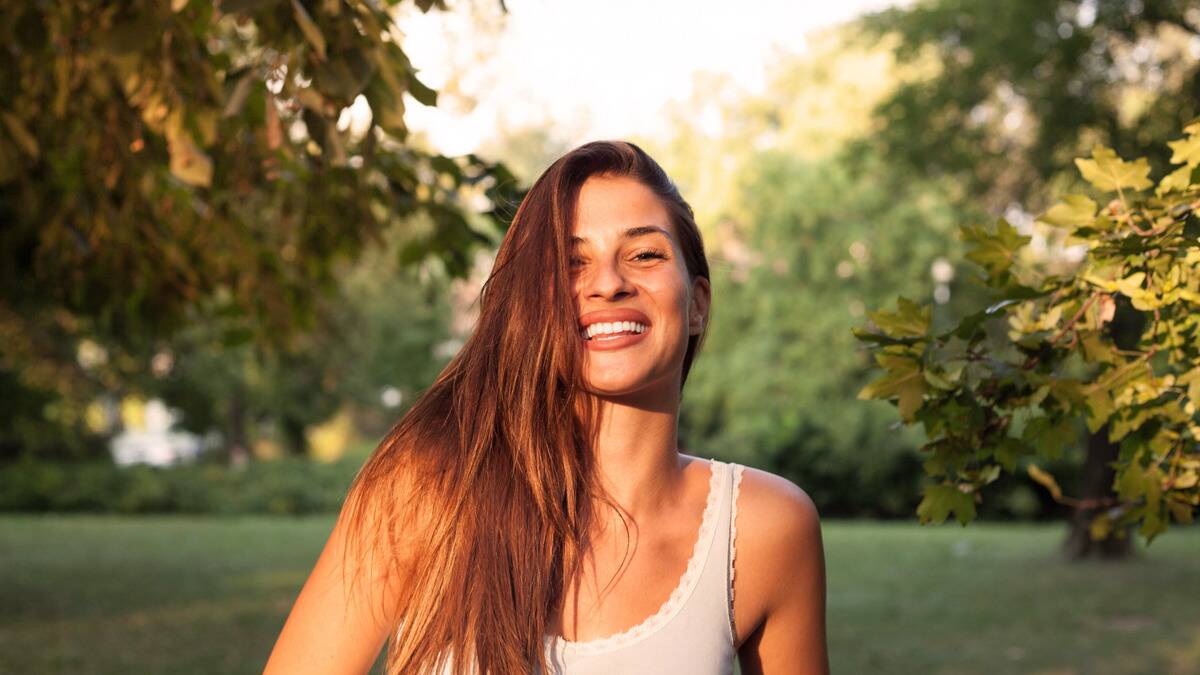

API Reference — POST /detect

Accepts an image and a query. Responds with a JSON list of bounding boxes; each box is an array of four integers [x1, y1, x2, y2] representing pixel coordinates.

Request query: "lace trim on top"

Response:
[[548, 458, 724, 656], [728, 463, 745, 647]]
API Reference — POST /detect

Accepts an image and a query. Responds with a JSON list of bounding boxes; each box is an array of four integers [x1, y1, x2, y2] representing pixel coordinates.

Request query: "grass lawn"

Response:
[[1, 515, 1196, 674]]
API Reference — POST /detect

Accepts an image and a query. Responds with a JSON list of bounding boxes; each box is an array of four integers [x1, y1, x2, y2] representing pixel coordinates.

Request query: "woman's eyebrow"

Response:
[[570, 225, 673, 246]]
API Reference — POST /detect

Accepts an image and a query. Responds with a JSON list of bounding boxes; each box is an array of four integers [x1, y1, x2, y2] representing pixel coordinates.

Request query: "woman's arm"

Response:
[[735, 469, 830, 675], [262, 492, 410, 675]]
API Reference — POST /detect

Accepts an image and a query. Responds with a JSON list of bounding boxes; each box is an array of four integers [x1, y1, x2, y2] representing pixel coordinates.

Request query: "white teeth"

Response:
[[584, 321, 647, 339]]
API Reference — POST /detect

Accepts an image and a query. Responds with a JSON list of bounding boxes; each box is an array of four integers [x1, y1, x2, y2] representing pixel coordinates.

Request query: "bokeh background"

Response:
[[2, 0, 1199, 673]]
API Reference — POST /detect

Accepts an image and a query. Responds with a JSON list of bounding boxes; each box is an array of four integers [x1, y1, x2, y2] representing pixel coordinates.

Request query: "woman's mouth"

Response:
[[580, 321, 648, 341], [577, 308, 653, 351]]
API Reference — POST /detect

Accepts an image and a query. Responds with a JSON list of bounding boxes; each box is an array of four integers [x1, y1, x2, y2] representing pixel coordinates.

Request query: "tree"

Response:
[[848, 0, 1200, 558], [152, 222, 458, 461], [850, 0, 1200, 214], [0, 0, 522, 458], [855, 121, 1200, 556]]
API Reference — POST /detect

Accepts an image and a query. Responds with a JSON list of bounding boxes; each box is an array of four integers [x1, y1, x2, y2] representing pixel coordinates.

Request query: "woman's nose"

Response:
[[583, 257, 633, 299]]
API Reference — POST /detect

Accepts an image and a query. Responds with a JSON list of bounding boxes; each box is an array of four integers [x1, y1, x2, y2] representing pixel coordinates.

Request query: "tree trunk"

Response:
[[1062, 425, 1133, 560], [1062, 294, 1146, 560]]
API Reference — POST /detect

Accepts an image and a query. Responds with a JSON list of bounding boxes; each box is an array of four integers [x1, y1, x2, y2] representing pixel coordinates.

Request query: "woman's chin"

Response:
[[581, 368, 674, 400], [581, 373, 650, 397]]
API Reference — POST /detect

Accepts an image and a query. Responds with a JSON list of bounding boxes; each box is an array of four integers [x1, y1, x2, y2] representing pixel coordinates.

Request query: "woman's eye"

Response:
[[633, 250, 667, 261]]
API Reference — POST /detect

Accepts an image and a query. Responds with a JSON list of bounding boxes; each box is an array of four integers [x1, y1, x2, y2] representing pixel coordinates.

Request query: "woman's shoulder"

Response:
[[732, 464, 822, 542], [729, 464, 825, 641]]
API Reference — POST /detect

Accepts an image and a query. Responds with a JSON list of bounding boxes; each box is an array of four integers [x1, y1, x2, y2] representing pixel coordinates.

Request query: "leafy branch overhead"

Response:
[[0, 0, 523, 358], [854, 120, 1200, 543]]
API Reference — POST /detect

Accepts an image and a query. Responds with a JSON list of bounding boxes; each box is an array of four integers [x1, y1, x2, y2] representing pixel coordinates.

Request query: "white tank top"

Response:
[[417, 458, 746, 674], [539, 458, 744, 674]]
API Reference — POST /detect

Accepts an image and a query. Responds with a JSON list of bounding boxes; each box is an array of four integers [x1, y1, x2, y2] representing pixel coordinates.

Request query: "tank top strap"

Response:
[[685, 459, 742, 651], [725, 461, 745, 647]]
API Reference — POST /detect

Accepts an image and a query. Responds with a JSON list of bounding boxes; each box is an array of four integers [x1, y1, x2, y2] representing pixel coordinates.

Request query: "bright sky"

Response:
[[394, 0, 901, 155]]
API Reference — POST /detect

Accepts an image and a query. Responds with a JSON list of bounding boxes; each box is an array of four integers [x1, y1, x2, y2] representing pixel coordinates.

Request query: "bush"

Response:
[[0, 455, 366, 515]]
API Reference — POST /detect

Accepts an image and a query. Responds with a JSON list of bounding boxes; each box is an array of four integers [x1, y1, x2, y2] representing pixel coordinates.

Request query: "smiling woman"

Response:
[[263, 141, 828, 675]]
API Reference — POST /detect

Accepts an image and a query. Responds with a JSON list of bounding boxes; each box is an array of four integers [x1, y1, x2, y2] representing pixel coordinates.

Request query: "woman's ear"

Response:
[[689, 276, 711, 336]]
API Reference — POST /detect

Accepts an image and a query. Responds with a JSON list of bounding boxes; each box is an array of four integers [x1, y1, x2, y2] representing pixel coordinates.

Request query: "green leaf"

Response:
[[946, 308, 987, 340], [992, 437, 1028, 473], [291, 0, 327, 61], [1168, 129, 1200, 168], [1114, 271, 1145, 297], [996, 283, 1056, 301], [1074, 146, 1153, 192], [850, 326, 922, 347], [365, 76, 407, 140], [977, 464, 1002, 485], [1080, 333, 1118, 364], [1139, 504, 1166, 544], [1021, 414, 1075, 460], [922, 366, 958, 390], [961, 219, 1029, 277], [406, 70, 438, 107], [1178, 367, 1200, 406], [1038, 194, 1096, 228], [1048, 379, 1086, 410], [1084, 389, 1114, 433], [1115, 461, 1145, 501], [858, 353, 927, 422], [1156, 165, 1194, 197], [866, 296, 930, 338], [1166, 499, 1194, 525], [1089, 512, 1114, 541], [916, 483, 976, 526], [939, 286, 1049, 342], [1142, 466, 1163, 512]]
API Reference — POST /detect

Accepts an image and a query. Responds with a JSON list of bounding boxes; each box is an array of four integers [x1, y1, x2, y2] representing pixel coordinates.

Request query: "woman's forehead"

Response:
[[572, 176, 673, 241]]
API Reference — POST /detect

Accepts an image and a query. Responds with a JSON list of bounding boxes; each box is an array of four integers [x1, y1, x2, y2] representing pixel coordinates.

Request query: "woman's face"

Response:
[[570, 174, 710, 399]]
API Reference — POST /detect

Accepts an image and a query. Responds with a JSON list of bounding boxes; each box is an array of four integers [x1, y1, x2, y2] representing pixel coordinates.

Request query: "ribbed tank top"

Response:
[[415, 458, 746, 674], [539, 458, 744, 674]]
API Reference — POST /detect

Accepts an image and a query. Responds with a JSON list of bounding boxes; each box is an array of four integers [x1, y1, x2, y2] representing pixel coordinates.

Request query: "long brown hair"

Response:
[[339, 140, 711, 674]]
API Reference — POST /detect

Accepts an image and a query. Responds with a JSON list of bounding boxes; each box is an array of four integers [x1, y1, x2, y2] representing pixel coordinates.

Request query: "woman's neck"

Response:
[[590, 384, 687, 521]]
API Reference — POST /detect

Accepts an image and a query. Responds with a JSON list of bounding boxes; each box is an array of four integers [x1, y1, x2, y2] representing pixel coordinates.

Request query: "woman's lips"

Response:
[[577, 308, 653, 352]]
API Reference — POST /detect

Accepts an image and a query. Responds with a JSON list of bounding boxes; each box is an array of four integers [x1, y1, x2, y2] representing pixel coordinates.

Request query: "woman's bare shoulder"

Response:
[[731, 465, 825, 647], [735, 465, 822, 548]]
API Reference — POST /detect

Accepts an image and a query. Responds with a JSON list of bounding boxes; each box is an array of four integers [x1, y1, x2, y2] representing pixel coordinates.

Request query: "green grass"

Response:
[[824, 521, 1200, 675], [1, 516, 1196, 674]]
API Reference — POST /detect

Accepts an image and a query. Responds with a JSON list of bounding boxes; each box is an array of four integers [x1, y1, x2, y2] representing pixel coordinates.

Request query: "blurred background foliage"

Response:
[[3, 0, 1199, 534], [1, 0, 518, 464]]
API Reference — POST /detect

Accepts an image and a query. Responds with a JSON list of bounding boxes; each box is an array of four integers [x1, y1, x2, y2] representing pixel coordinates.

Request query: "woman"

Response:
[[264, 141, 828, 675]]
